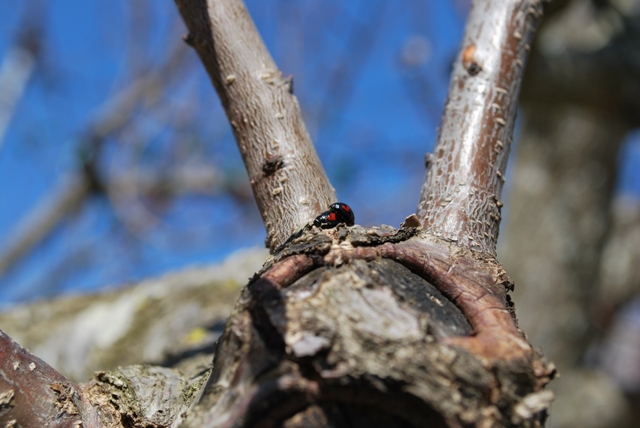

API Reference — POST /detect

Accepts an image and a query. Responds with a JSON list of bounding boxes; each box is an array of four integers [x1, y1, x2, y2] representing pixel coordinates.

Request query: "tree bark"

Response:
[[417, 0, 544, 255], [0, 1, 559, 427], [175, 0, 336, 251], [187, 224, 555, 428]]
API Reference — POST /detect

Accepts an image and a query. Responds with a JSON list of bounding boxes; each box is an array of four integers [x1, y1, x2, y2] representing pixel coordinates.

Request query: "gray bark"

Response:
[[0, 1, 559, 427], [175, 0, 336, 251], [417, 0, 545, 256], [187, 224, 555, 428]]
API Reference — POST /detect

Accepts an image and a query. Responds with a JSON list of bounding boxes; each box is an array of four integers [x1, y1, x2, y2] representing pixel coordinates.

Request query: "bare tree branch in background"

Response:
[[0, 176, 88, 277], [499, 1, 640, 425], [0, 37, 189, 279], [314, 1, 388, 138], [0, 5, 43, 151], [176, 0, 337, 251]]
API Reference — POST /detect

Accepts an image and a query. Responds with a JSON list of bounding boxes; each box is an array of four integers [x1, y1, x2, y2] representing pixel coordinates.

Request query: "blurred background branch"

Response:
[[500, 0, 640, 426], [0, 1, 43, 151]]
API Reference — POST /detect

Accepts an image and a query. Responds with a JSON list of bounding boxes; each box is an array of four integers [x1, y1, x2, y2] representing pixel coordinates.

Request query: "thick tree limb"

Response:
[[175, 0, 336, 251], [0, 249, 266, 427], [186, 225, 555, 427], [0, 328, 210, 427], [417, 0, 546, 256], [0, 329, 99, 427], [166, 1, 556, 426]]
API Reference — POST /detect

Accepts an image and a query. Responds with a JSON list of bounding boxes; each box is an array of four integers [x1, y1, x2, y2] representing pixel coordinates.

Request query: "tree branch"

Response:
[[0, 8, 42, 152], [0, 175, 89, 277], [417, 0, 546, 256], [0, 41, 187, 278], [167, 2, 556, 426], [0, 2, 561, 426], [0, 327, 208, 427], [175, 0, 336, 251], [0, 329, 99, 427], [188, 225, 555, 427]]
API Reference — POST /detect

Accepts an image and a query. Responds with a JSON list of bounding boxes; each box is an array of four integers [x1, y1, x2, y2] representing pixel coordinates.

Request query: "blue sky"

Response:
[[0, 1, 637, 304]]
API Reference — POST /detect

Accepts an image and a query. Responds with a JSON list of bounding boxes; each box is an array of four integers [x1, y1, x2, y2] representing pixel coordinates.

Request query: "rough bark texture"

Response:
[[185, 224, 555, 428], [0, 330, 99, 427], [417, 0, 545, 256], [175, 0, 336, 251], [0, 249, 266, 427], [0, 228, 555, 427], [0, 0, 559, 426]]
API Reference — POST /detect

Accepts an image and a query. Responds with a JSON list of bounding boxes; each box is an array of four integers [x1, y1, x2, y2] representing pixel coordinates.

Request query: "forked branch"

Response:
[[0, 2, 557, 427], [175, 0, 336, 251]]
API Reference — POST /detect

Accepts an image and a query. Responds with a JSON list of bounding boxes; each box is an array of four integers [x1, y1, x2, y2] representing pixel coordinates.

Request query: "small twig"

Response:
[[416, 0, 546, 255], [0, 175, 89, 277], [175, 0, 336, 251], [0, 30, 39, 151]]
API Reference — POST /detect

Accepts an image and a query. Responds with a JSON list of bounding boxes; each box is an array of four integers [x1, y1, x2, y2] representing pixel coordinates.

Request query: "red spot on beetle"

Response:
[[314, 203, 356, 229]]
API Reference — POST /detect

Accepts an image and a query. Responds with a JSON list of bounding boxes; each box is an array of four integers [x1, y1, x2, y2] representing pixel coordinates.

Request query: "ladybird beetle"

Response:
[[314, 202, 355, 229], [329, 202, 355, 226]]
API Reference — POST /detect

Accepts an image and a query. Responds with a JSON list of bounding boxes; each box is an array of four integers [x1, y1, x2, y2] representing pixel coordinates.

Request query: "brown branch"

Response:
[[416, 0, 546, 256], [189, 225, 556, 427], [0, 328, 207, 427], [0, 329, 98, 427], [171, 4, 557, 425], [175, 0, 336, 252], [0, 3, 561, 426], [0, 175, 89, 277]]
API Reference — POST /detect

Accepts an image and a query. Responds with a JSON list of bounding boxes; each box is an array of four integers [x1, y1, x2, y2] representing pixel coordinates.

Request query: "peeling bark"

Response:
[[0, 225, 556, 427], [185, 224, 555, 427]]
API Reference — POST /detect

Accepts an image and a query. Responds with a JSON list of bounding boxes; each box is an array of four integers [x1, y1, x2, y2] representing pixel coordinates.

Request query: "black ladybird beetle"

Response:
[[314, 202, 355, 229], [329, 202, 355, 226]]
